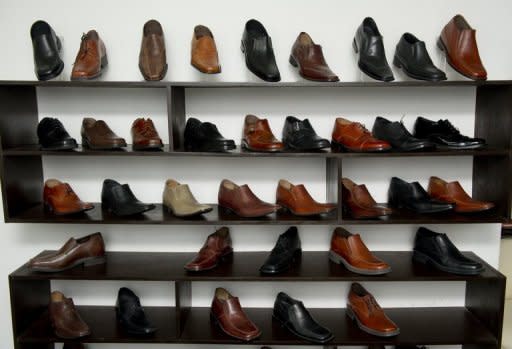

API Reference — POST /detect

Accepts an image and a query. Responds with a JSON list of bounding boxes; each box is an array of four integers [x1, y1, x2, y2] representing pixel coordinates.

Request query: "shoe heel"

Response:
[[101, 54, 108, 68], [328, 250, 343, 264], [240, 40, 245, 53], [412, 250, 430, 265], [83, 256, 106, 267], [352, 38, 359, 53], [289, 55, 298, 67], [331, 140, 347, 153], [436, 37, 446, 52], [393, 55, 402, 68]]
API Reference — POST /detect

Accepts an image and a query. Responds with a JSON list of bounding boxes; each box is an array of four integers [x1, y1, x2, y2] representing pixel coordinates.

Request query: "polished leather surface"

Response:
[[372, 116, 435, 152], [131, 117, 163, 150], [241, 19, 280, 82], [81, 117, 127, 149], [341, 178, 391, 219], [71, 30, 107, 80], [44, 179, 94, 215], [139, 20, 167, 81], [101, 179, 155, 216], [332, 117, 391, 152], [276, 179, 336, 216], [290, 32, 339, 82], [353, 17, 394, 82], [30, 20, 64, 80], [184, 117, 235, 152], [38, 117, 77, 150], [388, 177, 454, 214], [116, 287, 157, 335], [413, 116, 485, 149], [163, 179, 212, 217], [49, 291, 90, 339], [191, 25, 221, 74], [413, 227, 484, 275], [242, 114, 284, 152], [211, 287, 261, 341], [218, 179, 280, 217], [273, 292, 333, 343], [439, 15, 487, 80], [428, 176, 494, 213], [260, 226, 302, 274], [185, 226, 233, 271], [282, 116, 330, 151], [394, 33, 446, 81]]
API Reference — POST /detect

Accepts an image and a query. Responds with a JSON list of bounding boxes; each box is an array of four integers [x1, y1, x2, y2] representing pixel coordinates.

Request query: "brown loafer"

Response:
[[191, 25, 221, 74], [131, 117, 163, 150], [184, 227, 233, 271], [218, 179, 280, 217], [81, 117, 127, 149], [332, 117, 391, 152], [342, 178, 391, 219], [71, 30, 107, 80], [242, 114, 284, 152], [139, 19, 167, 81], [276, 179, 336, 216], [43, 179, 94, 215], [49, 291, 91, 339]]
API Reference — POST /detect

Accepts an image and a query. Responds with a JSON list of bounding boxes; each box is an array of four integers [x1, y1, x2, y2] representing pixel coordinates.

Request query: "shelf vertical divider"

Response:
[[326, 158, 342, 224], [169, 86, 186, 151], [175, 280, 192, 337]]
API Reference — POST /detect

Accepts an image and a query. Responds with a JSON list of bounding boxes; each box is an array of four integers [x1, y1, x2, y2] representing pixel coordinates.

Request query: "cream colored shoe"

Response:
[[163, 179, 213, 217]]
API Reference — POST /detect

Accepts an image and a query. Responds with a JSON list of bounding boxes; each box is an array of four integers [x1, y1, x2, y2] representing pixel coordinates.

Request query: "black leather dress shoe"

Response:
[[413, 227, 484, 275], [394, 33, 446, 81], [372, 116, 435, 151], [37, 117, 78, 150], [184, 118, 235, 152], [282, 116, 330, 151], [273, 292, 333, 343], [116, 287, 157, 335], [241, 19, 280, 82], [101, 179, 155, 216], [353, 17, 394, 82], [30, 20, 64, 81], [388, 177, 454, 213], [260, 227, 302, 274], [413, 116, 485, 149]]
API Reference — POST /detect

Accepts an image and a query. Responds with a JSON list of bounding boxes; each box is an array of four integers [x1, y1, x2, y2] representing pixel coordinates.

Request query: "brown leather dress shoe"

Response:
[[289, 32, 339, 82], [342, 178, 391, 219], [218, 179, 280, 217], [29, 232, 105, 272], [81, 117, 127, 149], [211, 287, 261, 341], [276, 179, 336, 216], [71, 30, 107, 80], [49, 291, 91, 339], [332, 118, 391, 152], [131, 117, 163, 150], [43, 179, 94, 215], [139, 19, 167, 81], [330, 227, 391, 275], [428, 176, 494, 213], [242, 114, 284, 152], [438, 15, 487, 80], [184, 227, 233, 271], [191, 25, 221, 74], [347, 283, 399, 337]]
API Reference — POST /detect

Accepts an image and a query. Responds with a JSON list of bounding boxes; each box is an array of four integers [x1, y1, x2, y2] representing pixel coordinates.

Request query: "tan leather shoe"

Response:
[[341, 178, 391, 219], [81, 117, 127, 149], [218, 179, 280, 217], [242, 114, 284, 152], [71, 30, 107, 80], [49, 291, 90, 339], [163, 179, 212, 217], [43, 179, 94, 215], [139, 20, 167, 81], [276, 179, 336, 216], [191, 25, 221, 74]]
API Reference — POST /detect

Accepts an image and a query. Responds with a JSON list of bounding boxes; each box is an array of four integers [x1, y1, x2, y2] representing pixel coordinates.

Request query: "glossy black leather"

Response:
[[282, 116, 330, 151], [241, 19, 280, 82], [372, 116, 435, 151], [37, 117, 78, 150], [414, 227, 484, 275], [413, 116, 485, 149], [116, 287, 157, 335], [388, 177, 454, 213], [30, 20, 64, 81], [260, 226, 302, 274], [101, 179, 155, 216], [273, 292, 333, 343], [394, 33, 446, 81], [184, 117, 235, 152], [353, 17, 394, 82]]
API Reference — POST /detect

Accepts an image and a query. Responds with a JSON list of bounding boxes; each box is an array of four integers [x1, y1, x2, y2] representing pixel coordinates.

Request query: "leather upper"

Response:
[[341, 178, 391, 219], [332, 117, 391, 152], [163, 179, 212, 217], [43, 179, 93, 215], [372, 116, 435, 151], [243, 114, 284, 152], [184, 227, 233, 271], [218, 179, 280, 217], [388, 177, 454, 213], [276, 179, 336, 216], [116, 287, 157, 335], [282, 116, 330, 151], [413, 116, 485, 149], [191, 25, 221, 74], [30, 20, 64, 80], [139, 19, 167, 81], [81, 117, 127, 148], [101, 179, 155, 216], [131, 117, 163, 149], [242, 19, 280, 82], [37, 117, 77, 149], [184, 117, 235, 152], [49, 291, 90, 338], [260, 226, 301, 274], [71, 30, 107, 79]]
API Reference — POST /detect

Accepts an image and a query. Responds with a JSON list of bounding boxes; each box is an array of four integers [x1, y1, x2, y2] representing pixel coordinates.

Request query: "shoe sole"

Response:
[[30, 255, 106, 273], [82, 136, 127, 150], [102, 203, 155, 217], [218, 204, 277, 218], [37, 60, 65, 81], [44, 202, 93, 216], [331, 139, 391, 153], [164, 204, 213, 218], [185, 142, 236, 152], [278, 204, 336, 217], [436, 37, 487, 81], [346, 305, 400, 337], [272, 313, 334, 343], [41, 139, 78, 151], [329, 250, 391, 275], [241, 140, 282, 153], [413, 250, 484, 275], [392, 55, 447, 82]]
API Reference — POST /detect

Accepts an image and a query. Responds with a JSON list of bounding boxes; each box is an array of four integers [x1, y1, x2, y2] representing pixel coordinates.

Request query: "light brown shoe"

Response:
[[191, 25, 221, 74], [218, 179, 280, 217], [341, 178, 391, 219], [71, 30, 107, 80], [43, 179, 94, 215], [49, 291, 90, 339], [276, 179, 336, 216], [81, 117, 127, 149], [163, 179, 213, 217], [139, 20, 167, 81]]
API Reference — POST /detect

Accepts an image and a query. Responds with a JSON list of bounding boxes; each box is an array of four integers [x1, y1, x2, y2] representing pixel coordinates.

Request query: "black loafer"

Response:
[[101, 179, 155, 216], [413, 116, 485, 149], [116, 287, 157, 335], [184, 117, 236, 152], [372, 116, 435, 151], [260, 226, 302, 274], [30, 20, 64, 81], [282, 116, 330, 151], [37, 117, 78, 150]]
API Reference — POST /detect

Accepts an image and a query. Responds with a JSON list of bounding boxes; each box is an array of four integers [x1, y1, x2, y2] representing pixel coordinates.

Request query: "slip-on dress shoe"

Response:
[[242, 114, 284, 152], [184, 226, 233, 271], [139, 19, 167, 81], [353, 17, 394, 82], [49, 291, 90, 339], [282, 116, 330, 151], [413, 116, 485, 149], [260, 226, 302, 274], [101, 179, 155, 216], [342, 178, 391, 219], [191, 25, 221, 74], [388, 177, 454, 214], [184, 117, 235, 152], [163, 179, 213, 217], [30, 20, 64, 80], [71, 30, 108, 80], [116, 287, 157, 335], [273, 292, 333, 343], [289, 32, 339, 82], [347, 283, 400, 337], [330, 227, 391, 275], [241, 19, 280, 82], [44, 179, 94, 215], [28, 232, 105, 272], [413, 227, 484, 275], [438, 15, 487, 80], [38, 117, 78, 150], [276, 179, 336, 216], [131, 117, 163, 150], [332, 117, 391, 152], [81, 117, 127, 149], [218, 179, 280, 217], [211, 287, 261, 341], [428, 176, 494, 213], [394, 33, 446, 81], [372, 116, 435, 152]]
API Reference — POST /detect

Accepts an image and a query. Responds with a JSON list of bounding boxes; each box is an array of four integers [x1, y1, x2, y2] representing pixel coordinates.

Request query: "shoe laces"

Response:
[[440, 119, 461, 135], [139, 119, 158, 137], [364, 296, 381, 314], [77, 33, 94, 61]]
